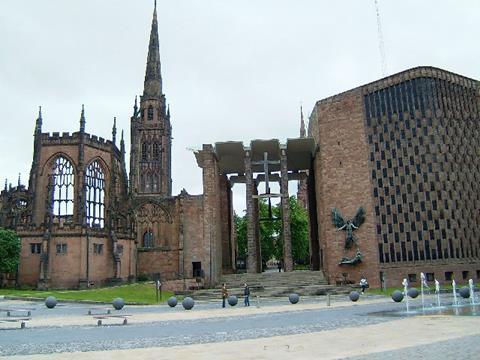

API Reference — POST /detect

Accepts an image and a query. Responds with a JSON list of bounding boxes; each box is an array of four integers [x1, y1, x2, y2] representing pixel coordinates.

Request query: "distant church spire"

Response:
[[17, 173, 21, 187], [80, 104, 86, 132], [143, 1, 162, 98], [300, 105, 306, 138]]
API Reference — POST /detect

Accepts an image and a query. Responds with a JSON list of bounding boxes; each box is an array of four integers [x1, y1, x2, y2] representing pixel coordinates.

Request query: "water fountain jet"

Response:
[[402, 278, 409, 313]]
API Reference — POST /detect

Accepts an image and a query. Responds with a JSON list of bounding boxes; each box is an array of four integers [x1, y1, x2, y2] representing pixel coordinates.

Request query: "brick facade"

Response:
[[309, 66, 480, 287]]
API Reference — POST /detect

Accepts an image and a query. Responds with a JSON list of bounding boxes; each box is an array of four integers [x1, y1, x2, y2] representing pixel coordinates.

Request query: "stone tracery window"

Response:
[[85, 160, 105, 228], [143, 229, 154, 248], [51, 156, 75, 218]]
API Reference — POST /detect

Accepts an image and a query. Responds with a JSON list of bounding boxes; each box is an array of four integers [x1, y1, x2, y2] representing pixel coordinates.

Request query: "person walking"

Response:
[[243, 283, 250, 306], [278, 260, 282, 273], [221, 283, 228, 308], [359, 276, 369, 293]]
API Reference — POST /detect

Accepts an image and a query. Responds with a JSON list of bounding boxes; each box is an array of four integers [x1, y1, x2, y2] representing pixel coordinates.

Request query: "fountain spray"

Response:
[[452, 279, 458, 307], [469, 279, 475, 305], [402, 278, 409, 313], [420, 272, 426, 311], [435, 279, 441, 308]]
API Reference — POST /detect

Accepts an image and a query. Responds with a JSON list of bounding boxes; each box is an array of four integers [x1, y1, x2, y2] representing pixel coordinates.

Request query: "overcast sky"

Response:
[[1, 1, 479, 212]]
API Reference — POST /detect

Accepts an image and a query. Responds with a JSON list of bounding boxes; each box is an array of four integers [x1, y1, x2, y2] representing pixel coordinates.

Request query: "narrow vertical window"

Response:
[[141, 142, 148, 161], [85, 160, 105, 228], [147, 105, 154, 120], [143, 229, 154, 248], [52, 156, 75, 218], [153, 142, 160, 161]]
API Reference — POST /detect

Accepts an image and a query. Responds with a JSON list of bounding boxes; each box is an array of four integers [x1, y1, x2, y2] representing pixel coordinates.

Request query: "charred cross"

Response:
[[252, 152, 280, 220]]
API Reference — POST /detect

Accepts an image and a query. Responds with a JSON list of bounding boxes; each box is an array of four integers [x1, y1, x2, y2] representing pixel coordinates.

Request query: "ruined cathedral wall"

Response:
[[181, 195, 205, 279], [18, 133, 133, 288], [310, 88, 380, 287], [136, 198, 181, 280]]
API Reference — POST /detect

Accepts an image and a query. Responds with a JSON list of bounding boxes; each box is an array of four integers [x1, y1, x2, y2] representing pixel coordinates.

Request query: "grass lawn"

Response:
[[0, 282, 174, 305]]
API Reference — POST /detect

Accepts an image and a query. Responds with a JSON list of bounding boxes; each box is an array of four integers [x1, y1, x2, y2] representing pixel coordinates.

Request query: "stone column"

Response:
[[253, 182, 261, 272], [280, 147, 293, 272], [245, 150, 260, 273]]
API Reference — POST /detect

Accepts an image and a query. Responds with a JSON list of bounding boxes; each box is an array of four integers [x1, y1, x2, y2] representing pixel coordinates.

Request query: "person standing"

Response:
[[243, 283, 250, 306], [221, 283, 228, 308], [359, 276, 368, 293]]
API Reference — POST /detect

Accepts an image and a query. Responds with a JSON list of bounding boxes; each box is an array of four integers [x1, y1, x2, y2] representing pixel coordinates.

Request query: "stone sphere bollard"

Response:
[[289, 293, 300, 304], [112, 297, 125, 310], [459, 287, 470, 299], [407, 288, 419, 299], [228, 295, 238, 306], [349, 291, 360, 302], [182, 297, 195, 310], [391, 290, 404, 302], [45, 296, 57, 309], [167, 296, 178, 307]]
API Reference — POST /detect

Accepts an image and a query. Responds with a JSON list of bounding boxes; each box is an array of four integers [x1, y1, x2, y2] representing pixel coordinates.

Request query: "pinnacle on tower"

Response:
[[300, 105, 306, 138], [133, 95, 138, 116], [120, 130, 125, 156], [143, 1, 162, 98], [80, 104, 86, 133], [112, 117, 117, 144], [35, 106, 43, 134], [18, 173, 21, 187]]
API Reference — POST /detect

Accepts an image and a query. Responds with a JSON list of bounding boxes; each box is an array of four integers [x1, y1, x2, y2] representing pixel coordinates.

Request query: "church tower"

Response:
[[130, 2, 172, 197]]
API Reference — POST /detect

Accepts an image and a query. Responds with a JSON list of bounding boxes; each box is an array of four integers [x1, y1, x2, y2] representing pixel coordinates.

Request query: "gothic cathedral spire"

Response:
[[130, 1, 172, 197], [143, 1, 162, 99]]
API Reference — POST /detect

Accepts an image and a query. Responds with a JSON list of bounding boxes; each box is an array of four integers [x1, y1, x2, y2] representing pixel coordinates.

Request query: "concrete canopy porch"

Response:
[[196, 137, 318, 276]]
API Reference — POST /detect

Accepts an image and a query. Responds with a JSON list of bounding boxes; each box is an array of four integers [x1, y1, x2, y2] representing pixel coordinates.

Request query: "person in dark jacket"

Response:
[[359, 276, 369, 293], [243, 283, 250, 306], [222, 283, 228, 308]]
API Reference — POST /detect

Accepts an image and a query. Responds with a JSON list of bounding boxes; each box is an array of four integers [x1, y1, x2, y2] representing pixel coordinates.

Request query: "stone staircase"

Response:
[[191, 270, 352, 300]]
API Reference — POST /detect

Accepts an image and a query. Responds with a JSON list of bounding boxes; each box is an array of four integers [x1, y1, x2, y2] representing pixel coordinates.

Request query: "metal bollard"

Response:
[[256, 295, 260, 308], [326, 293, 331, 307]]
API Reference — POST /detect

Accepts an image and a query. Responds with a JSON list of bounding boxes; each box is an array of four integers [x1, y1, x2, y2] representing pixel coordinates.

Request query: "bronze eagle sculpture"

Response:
[[331, 207, 365, 249]]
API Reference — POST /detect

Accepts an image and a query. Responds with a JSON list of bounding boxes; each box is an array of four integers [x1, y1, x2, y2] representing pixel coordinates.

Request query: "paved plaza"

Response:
[[0, 294, 479, 359]]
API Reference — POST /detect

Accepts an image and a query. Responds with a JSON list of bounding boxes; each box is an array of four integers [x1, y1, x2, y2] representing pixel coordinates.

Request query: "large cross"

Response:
[[252, 152, 281, 220]]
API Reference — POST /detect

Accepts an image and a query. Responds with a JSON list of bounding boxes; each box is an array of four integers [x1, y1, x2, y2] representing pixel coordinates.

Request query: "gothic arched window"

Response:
[[153, 142, 160, 161], [152, 175, 158, 192], [143, 229, 154, 248], [51, 156, 75, 218], [141, 142, 148, 161], [147, 106, 154, 121], [85, 160, 105, 228]]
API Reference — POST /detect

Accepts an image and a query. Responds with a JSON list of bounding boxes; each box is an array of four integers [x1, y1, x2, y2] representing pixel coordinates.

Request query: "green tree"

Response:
[[274, 197, 310, 264], [288, 197, 310, 264], [234, 212, 247, 258], [258, 199, 277, 264], [235, 197, 310, 267], [0, 228, 21, 274]]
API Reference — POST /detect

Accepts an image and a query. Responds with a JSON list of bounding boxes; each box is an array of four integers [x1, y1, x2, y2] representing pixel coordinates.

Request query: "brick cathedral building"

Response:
[[1, 5, 479, 290], [0, 4, 235, 289]]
